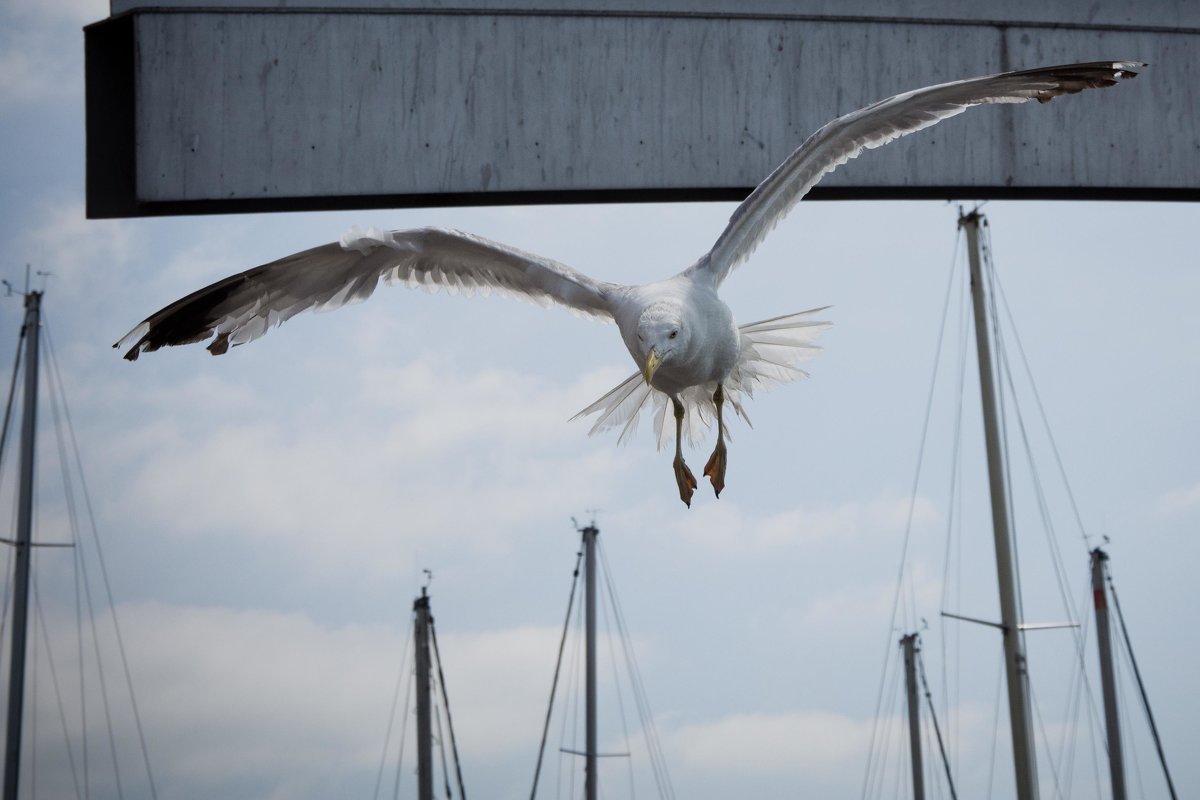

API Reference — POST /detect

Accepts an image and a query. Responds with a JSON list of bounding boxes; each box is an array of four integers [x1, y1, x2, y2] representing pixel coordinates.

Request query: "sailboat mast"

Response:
[[3, 291, 42, 800], [901, 633, 926, 800], [1090, 548, 1127, 800], [583, 524, 598, 800], [414, 588, 434, 800], [960, 211, 1040, 800]]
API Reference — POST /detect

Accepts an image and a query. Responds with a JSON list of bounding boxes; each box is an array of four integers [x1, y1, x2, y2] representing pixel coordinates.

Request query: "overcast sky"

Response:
[[0, 2, 1196, 799]]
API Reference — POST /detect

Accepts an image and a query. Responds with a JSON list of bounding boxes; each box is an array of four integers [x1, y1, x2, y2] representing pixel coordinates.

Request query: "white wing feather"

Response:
[[694, 61, 1144, 285], [116, 226, 617, 360]]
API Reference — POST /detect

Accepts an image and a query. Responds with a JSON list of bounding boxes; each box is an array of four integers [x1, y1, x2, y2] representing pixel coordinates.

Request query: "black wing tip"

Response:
[[1022, 60, 1145, 104], [114, 320, 228, 362]]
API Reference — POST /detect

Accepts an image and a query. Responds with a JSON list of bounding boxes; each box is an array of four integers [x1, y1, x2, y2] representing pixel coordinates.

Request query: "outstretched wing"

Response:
[[116, 226, 617, 360], [693, 61, 1144, 285]]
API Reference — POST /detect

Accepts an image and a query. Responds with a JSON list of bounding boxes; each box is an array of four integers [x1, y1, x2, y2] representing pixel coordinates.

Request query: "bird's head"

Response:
[[636, 302, 685, 385]]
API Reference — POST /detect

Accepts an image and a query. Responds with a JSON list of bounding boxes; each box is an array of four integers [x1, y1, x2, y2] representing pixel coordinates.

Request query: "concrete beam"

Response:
[[86, 2, 1199, 217]]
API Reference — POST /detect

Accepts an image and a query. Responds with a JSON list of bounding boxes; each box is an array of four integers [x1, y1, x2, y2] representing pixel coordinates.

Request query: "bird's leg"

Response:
[[671, 398, 697, 508], [703, 384, 728, 497]]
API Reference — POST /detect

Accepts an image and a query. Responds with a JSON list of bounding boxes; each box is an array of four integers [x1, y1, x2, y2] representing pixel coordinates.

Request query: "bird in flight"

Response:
[[117, 61, 1142, 507]]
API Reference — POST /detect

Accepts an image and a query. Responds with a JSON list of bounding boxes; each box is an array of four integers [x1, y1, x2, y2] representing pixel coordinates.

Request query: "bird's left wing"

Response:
[[693, 60, 1144, 285], [116, 226, 617, 360]]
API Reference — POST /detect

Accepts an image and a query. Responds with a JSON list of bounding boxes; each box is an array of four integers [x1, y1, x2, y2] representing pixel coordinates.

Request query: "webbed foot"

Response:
[[673, 454, 697, 508], [703, 439, 727, 498]]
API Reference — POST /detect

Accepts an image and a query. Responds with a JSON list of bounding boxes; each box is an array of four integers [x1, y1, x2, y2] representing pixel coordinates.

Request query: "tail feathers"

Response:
[[570, 373, 724, 451], [568, 309, 830, 450], [731, 307, 831, 395], [569, 370, 656, 445], [572, 307, 831, 448]]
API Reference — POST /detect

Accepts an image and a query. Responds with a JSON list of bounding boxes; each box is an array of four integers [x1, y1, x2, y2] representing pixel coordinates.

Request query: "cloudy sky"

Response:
[[1, 2, 1196, 798]]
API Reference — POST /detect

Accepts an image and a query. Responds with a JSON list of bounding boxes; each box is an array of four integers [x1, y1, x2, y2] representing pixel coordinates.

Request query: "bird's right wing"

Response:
[[116, 227, 617, 360], [694, 61, 1144, 286]]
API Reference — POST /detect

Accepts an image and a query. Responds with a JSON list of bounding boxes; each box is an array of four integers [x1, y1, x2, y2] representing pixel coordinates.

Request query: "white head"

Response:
[[636, 301, 686, 385]]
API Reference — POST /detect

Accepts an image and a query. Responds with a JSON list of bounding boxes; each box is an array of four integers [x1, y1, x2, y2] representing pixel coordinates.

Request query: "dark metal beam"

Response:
[[85, 3, 1198, 218]]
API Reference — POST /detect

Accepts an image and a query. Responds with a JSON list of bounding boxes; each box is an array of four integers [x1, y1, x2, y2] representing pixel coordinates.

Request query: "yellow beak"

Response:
[[643, 349, 663, 385]]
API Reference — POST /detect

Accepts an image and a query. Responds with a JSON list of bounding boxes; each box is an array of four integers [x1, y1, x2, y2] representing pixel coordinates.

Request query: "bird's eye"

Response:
[[669, 330, 678, 339]]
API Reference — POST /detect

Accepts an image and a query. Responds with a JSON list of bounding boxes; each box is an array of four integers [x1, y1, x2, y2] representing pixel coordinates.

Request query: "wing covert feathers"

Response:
[[697, 60, 1144, 285], [115, 227, 615, 360]]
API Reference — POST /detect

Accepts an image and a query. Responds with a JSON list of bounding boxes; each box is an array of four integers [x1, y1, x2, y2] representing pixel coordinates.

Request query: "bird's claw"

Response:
[[673, 455, 697, 508], [703, 441, 727, 498]]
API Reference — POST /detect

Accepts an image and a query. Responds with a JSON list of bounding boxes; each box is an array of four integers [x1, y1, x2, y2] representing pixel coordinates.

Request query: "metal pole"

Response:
[[414, 589, 434, 800], [3, 291, 41, 800], [1091, 548, 1127, 800], [583, 524, 598, 800], [960, 211, 1040, 800], [901, 634, 926, 800]]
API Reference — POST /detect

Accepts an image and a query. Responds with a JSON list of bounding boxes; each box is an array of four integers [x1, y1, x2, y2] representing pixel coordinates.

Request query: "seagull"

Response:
[[116, 61, 1142, 507]]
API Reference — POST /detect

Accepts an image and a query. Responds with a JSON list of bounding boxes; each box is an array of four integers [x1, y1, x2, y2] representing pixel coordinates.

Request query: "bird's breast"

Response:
[[654, 309, 739, 395]]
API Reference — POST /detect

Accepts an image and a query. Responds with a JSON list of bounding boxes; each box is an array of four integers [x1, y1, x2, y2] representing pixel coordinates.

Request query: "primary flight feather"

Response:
[[117, 61, 1143, 506]]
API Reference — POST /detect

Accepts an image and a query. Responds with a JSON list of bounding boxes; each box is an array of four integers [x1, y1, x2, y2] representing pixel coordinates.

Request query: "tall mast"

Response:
[[960, 211, 1040, 800], [582, 524, 598, 800], [900, 633, 926, 800], [1090, 548, 1127, 800], [3, 291, 42, 800], [414, 588, 434, 800]]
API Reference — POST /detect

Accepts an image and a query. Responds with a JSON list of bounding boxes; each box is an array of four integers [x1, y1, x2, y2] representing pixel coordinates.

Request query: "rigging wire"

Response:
[[41, 320, 125, 799], [984, 644, 1004, 800], [877, 644, 904, 800], [597, 537, 675, 800], [38, 321, 88, 800], [373, 613, 414, 800], [864, 636, 906, 800], [557, 560, 588, 800], [75, 483, 90, 800], [429, 614, 467, 800], [433, 702, 453, 799], [917, 644, 958, 800], [1116, 645, 1149, 800], [33, 581, 84, 800], [986, 226, 1134, 796], [43, 315, 159, 800], [596, 561, 636, 800], [0, 324, 25, 648], [529, 545, 583, 800], [390, 656, 415, 800], [1057, 587, 1099, 800], [937, 237, 970, 787], [861, 224, 963, 800], [1028, 681, 1067, 800], [30, 553, 38, 800], [1114, 629, 1151, 800], [1105, 564, 1178, 799], [1074, 588, 1104, 800], [990, 255, 1087, 632], [0, 315, 23, 479], [979, 220, 1030, 636], [982, 219, 1118, 798]]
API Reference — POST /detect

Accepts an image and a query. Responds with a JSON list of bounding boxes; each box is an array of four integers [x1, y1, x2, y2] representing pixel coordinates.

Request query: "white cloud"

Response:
[[104, 356, 632, 581], [670, 710, 877, 776], [663, 491, 940, 555], [12, 199, 141, 319], [1155, 480, 1200, 515], [797, 560, 941, 633], [0, 0, 100, 107], [29, 602, 569, 797], [1, 0, 107, 26]]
